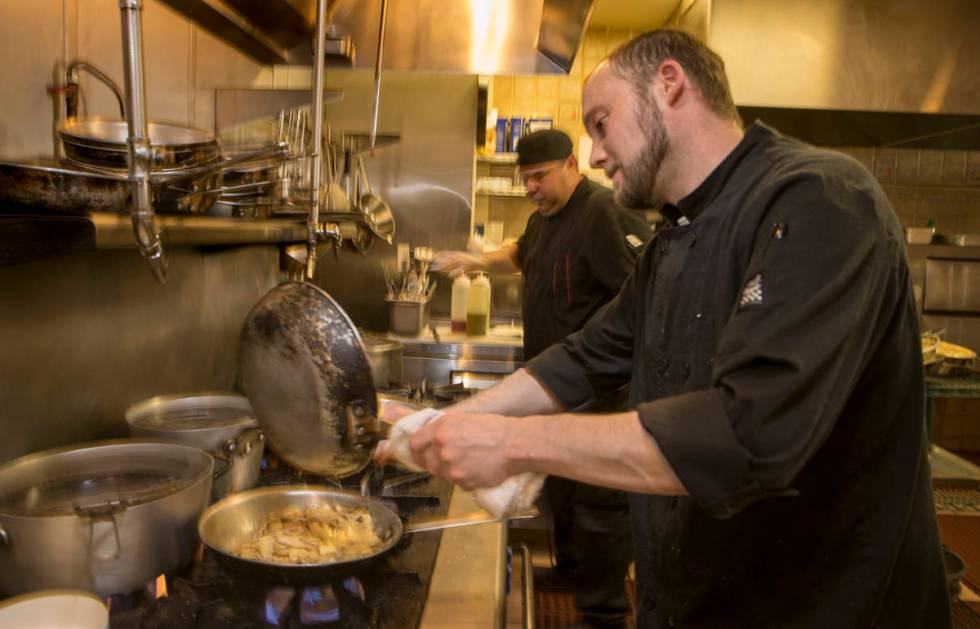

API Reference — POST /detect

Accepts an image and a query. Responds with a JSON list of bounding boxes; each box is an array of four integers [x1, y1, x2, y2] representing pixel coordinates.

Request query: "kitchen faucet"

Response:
[[65, 61, 126, 119]]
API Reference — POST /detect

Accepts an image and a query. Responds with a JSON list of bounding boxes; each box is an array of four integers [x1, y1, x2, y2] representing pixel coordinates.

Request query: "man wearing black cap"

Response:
[[433, 128, 651, 628]]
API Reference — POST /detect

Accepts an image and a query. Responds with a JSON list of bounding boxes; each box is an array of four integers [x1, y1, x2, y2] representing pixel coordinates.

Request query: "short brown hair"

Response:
[[607, 29, 740, 123]]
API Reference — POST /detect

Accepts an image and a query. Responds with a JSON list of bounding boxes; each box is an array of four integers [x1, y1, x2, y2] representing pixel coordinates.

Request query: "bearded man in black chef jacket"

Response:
[[385, 29, 952, 628], [433, 128, 652, 628]]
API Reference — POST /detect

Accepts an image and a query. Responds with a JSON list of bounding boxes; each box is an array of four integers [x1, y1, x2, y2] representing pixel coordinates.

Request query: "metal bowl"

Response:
[[360, 192, 395, 244]]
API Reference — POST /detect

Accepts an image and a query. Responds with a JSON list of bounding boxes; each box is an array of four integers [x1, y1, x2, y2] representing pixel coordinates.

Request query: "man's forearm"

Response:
[[507, 411, 688, 495], [481, 243, 520, 274], [452, 368, 558, 415], [451, 370, 687, 494]]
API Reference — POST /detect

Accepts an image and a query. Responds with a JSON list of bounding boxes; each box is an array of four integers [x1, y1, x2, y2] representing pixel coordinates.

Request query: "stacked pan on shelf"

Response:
[[0, 117, 288, 216]]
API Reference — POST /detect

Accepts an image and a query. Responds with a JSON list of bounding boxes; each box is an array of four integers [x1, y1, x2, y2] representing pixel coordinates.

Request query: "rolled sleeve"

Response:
[[639, 390, 783, 518], [525, 344, 594, 411]]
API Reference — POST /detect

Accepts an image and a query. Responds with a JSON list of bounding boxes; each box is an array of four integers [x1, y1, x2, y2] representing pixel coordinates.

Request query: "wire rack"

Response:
[[934, 478, 980, 513]]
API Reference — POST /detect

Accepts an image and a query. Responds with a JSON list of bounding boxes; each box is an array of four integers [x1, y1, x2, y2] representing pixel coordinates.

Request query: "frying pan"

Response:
[[240, 281, 380, 479], [197, 485, 534, 583]]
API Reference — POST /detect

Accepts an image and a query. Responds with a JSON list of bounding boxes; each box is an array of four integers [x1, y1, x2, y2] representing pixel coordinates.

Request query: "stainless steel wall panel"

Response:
[[0, 246, 281, 464], [315, 71, 477, 331], [212, 73, 477, 332], [711, 0, 980, 114]]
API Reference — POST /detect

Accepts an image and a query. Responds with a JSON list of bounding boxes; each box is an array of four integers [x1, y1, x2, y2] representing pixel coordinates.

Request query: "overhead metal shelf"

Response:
[[0, 212, 307, 266]]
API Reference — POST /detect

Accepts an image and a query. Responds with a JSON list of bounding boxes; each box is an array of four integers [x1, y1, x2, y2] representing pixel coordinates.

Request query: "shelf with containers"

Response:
[[473, 153, 535, 251]]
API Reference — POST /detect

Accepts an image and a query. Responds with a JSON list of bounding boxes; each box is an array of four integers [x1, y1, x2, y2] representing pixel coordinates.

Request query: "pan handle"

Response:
[[403, 507, 539, 534]]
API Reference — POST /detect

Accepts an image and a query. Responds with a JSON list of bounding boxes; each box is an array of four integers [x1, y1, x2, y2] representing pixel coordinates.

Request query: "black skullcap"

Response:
[[516, 129, 573, 166]]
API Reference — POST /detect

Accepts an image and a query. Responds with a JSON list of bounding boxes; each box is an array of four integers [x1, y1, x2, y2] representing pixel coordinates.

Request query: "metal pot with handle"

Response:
[[125, 392, 265, 500], [0, 440, 212, 597], [361, 335, 403, 388]]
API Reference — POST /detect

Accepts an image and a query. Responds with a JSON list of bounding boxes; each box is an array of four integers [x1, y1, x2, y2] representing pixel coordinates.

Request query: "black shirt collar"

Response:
[[661, 122, 773, 225], [565, 177, 591, 209], [544, 176, 591, 221]]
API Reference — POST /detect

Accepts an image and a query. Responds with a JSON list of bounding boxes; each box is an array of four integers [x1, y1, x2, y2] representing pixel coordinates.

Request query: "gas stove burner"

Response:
[[263, 579, 367, 626], [108, 552, 431, 629]]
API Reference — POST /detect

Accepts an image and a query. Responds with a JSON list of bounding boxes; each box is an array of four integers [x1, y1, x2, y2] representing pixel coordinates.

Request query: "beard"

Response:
[[614, 96, 669, 209]]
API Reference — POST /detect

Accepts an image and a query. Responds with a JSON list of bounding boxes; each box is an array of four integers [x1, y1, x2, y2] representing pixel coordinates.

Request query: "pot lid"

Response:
[[57, 117, 217, 150], [126, 392, 258, 432], [240, 281, 379, 479]]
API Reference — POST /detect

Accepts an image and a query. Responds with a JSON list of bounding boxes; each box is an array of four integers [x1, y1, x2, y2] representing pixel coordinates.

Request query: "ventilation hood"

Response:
[[710, 0, 980, 116], [158, 0, 596, 74], [673, 0, 980, 148]]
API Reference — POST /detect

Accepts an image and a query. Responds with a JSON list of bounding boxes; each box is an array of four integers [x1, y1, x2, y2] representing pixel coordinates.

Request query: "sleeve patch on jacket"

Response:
[[739, 274, 763, 308], [626, 233, 643, 248]]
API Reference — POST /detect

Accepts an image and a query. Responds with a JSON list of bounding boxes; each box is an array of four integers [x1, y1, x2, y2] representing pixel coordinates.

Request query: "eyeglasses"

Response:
[[517, 166, 557, 186]]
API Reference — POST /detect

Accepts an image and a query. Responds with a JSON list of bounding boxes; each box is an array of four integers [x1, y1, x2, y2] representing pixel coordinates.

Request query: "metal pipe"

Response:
[[65, 61, 126, 119], [119, 0, 167, 283], [369, 0, 388, 151], [306, 0, 330, 280]]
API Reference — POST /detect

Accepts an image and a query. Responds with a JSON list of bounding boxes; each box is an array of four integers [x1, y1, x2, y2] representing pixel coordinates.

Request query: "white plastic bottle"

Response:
[[451, 274, 470, 333], [466, 273, 491, 337]]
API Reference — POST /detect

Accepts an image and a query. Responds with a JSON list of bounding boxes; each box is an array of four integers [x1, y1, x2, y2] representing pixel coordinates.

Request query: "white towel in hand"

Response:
[[387, 408, 544, 520]]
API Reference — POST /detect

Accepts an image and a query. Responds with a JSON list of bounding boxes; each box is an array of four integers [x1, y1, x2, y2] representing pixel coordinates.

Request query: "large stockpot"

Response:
[[125, 392, 264, 500], [0, 440, 212, 597]]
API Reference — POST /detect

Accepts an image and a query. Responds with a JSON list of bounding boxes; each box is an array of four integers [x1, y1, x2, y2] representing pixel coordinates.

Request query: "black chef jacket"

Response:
[[517, 177, 651, 361], [526, 123, 951, 628]]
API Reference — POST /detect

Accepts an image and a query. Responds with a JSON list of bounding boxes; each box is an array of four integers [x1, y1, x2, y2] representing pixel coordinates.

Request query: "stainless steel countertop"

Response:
[[421, 488, 507, 628], [388, 324, 524, 363]]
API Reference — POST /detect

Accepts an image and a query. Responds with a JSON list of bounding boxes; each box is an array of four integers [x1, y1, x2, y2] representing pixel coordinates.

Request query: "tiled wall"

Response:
[[489, 27, 640, 161], [482, 27, 641, 241], [832, 146, 980, 234], [834, 145, 980, 453]]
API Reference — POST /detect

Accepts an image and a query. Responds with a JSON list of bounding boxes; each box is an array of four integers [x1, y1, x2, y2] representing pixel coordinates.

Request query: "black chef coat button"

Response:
[[659, 238, 670, 253]]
